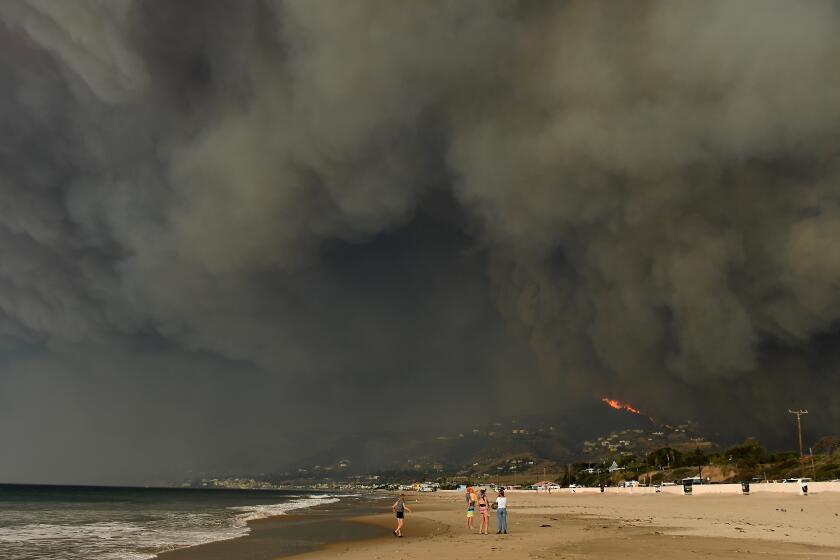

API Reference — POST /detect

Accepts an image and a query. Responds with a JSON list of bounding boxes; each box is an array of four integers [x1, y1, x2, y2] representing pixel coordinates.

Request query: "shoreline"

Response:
[[154, 492, 390, 560], [156, 490, 840, 559]]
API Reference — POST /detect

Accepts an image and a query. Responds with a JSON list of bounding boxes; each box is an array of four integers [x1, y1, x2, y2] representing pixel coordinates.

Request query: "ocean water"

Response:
[[0, 484, 344, 560]]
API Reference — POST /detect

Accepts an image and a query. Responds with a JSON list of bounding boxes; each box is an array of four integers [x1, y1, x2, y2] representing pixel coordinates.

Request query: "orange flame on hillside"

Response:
[[601, 397, 642, 415]]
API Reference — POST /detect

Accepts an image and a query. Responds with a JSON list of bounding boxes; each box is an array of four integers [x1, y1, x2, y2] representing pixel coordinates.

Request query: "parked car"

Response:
[[681, 476, 708, 485]]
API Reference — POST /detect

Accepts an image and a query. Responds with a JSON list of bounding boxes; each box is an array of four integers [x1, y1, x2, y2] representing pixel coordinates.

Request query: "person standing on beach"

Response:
[[392, 493, 412, 537], [466, 486, 477, 530], [478, 489, 490, 534], [495, 488, 508, 534]]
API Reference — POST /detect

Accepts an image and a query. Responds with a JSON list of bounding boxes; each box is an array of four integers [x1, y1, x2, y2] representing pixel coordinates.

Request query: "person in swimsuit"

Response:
[[466, 486, 477, 530], [478, 488, 490, 534], [392, 493, 412, 537]]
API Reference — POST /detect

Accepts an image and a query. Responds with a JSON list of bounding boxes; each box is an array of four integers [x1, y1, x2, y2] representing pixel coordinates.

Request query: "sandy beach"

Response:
[[156, 489, 840, 559], [283, 490, 840, 560]]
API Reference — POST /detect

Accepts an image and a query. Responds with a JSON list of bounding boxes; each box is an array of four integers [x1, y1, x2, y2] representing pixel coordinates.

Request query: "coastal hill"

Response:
[[269, 401, 718, 482], [183, 402, 840, 488], [176, 395, 840, 488]]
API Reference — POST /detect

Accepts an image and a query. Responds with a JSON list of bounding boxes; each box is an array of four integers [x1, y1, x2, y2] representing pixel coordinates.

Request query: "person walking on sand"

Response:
[[478, 488, 490, 534], [392, 493, 412, 537], [466, 486, 477, 530], [495, 488, 508, 534]]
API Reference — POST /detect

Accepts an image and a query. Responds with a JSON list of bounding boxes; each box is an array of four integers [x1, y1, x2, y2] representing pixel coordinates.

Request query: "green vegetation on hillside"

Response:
[[566, 438, 840, 486]]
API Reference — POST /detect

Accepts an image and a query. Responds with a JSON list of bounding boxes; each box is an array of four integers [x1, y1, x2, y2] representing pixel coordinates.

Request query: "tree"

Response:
[[813, 435, 840, 455], [686, 447, 706, 467], [725, 439, 769, 467], [618, 454, 638, 468], [647, 447, 683, 469]]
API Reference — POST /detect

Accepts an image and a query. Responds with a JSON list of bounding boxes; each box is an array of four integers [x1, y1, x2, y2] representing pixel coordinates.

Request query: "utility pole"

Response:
[[788, 410, 808, 478], [691, 437, 703, 481]]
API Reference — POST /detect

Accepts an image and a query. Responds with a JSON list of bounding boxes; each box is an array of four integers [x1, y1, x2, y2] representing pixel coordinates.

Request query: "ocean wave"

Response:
[[0, 519, 246, 560], [229, 495, 340, 524], [0, 494, 343, 560]]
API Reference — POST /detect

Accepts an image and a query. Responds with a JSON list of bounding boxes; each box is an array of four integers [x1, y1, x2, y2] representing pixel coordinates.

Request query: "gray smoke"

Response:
[[0, 0, 839, 483]]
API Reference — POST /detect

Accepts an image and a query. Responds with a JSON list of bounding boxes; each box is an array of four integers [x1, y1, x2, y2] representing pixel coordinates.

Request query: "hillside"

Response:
[[269, 400, 706, 482]]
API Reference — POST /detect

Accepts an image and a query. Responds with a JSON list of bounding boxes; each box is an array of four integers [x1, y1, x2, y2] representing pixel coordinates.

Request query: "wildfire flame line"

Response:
[[601, 396, 660, 426], [601, 397, 641, 415]]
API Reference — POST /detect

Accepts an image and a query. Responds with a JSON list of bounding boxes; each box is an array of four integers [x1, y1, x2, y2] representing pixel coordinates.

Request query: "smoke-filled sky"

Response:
[[1, 0, 840, 484]]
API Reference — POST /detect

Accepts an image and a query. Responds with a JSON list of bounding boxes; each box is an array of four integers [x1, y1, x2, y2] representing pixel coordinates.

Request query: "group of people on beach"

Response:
[[391, 486, 509, 538], [465, 486, 507, 534]]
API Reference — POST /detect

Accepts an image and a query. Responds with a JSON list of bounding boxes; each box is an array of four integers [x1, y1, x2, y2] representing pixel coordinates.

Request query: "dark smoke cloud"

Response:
[[0, 0, 839, 483]]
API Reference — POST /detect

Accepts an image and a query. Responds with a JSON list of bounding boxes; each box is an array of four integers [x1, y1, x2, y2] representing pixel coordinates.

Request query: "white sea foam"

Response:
[[0, 494, 342, 560], [0, 518, 246, 560], [229, 495, 340, 524]]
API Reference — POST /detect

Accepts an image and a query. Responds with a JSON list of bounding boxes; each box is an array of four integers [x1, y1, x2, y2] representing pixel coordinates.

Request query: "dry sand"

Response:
[[288, 490, 840, 560]]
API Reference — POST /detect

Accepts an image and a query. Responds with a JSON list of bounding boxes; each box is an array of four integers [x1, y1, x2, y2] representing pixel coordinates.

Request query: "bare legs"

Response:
[[480, 511, 490, 534]]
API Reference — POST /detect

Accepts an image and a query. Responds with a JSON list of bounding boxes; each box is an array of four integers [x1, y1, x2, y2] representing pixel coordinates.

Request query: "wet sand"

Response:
[[155, 494, 390, 560]]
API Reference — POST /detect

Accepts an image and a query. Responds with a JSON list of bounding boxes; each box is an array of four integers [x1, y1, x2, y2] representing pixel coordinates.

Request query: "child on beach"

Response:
[[478, 489, 490, 534], [466, 486, 477, 530], [495, 488, 508, 534], [392, 493, 412, 537]]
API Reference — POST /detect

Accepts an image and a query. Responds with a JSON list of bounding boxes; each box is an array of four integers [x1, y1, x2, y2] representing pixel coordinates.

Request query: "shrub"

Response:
[[725, 439, 769, 467]]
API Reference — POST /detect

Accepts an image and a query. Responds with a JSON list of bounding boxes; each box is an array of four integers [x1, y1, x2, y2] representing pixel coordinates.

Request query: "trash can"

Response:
[[683, 481, 692, 495], [741, 481, 750, 495]]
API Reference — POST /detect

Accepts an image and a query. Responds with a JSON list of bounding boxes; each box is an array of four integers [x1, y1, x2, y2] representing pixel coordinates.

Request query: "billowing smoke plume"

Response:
[[1, 0, 839, 483]]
